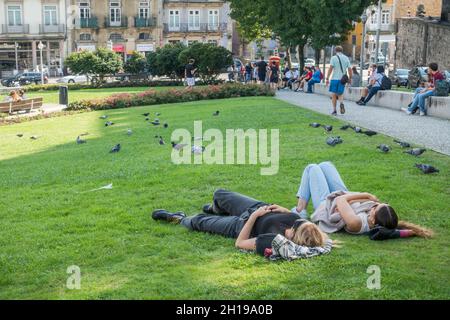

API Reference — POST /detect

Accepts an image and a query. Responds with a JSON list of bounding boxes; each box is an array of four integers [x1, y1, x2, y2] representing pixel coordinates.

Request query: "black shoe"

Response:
[[152, 209, 186, 223], [340, 103, 346, 114], [202, 204, 215, 214]]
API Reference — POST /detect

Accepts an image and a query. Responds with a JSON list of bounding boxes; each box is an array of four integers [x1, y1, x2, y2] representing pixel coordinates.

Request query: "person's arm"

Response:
[[266, 204, 291, 213], [335, 193, 378, 232], [347, 67, 353, 84], [235, 206, 270, 250], [326, 66, 333, 85]]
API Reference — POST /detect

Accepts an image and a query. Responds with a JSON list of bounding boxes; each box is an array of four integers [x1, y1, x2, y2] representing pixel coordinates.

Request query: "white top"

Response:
[[345, 211, 370, 235], [329, 53, 351, 80]]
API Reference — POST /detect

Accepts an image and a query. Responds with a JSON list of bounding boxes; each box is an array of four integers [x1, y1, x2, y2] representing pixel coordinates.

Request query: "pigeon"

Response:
[[99, 115, 108, 119], [110, 144, 121, 153], [340, 125, 351, 130], [76, 136, 86, 144], [404, 148, 426, 156], [105, 121, 114, 127], [163, 123, 168, 128], [322, 125, 333, 133], [79, 132, 89, 136], [145, 117, 149, 121], [142, 113, 150, 117], [158, 136, 165, 145], [377, 144, 391, 153], [30, 135, 39, 140], [326, 136, 343, 146], [192, 145, 205, 154], [17, 134, 23, 138], [151, 121, 160, 126], [213, 111, 220, 116], [309, 122, 321, 128], [363, 130, 377, 136], [172, 141, 188, 150], [127, 129, 133, 136], [156, 112, 161, 116], [394, 139, 411, 148], [354, 126, 362, 133], [415, 164, 439, 174]]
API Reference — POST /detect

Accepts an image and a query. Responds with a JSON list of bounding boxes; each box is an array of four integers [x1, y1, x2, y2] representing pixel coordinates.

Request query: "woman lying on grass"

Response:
[[294, 161, 433, 239], [152, 189, 334, 260]]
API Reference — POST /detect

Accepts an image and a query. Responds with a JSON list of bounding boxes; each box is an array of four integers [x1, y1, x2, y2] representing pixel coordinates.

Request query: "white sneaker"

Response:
[[401, 107, 412, 115], [419, 111, 426, 116]]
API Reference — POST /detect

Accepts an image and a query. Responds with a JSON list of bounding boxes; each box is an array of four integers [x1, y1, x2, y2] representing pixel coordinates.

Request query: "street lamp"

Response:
[[38, 41, 45, 85], [14, 42, 19, 73], [359, 13, 368, 87]]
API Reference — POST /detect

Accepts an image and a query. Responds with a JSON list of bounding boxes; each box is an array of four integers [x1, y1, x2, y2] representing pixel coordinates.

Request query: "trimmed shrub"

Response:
[[66, 84, 275, 111]]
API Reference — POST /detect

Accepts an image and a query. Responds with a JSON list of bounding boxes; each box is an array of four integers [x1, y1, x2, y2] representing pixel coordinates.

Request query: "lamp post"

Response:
[[359, 13, 368, 87], [38, 41, 45, 84], [374, 0, 382, 64], [14, 42, 19, 73]]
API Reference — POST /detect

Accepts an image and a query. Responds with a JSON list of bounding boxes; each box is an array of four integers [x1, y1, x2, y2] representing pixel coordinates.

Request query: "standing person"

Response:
[[268, 61, 279, 90], [245, 62, 253, 84], [325, 46, 352, 115], [252, 63, 258, 83], [350, 66, 361, 87], [227, 64, 235, 82], [402, 62, 445, 116], [184, 58, 197, 89], [257, 56, 268, 84]]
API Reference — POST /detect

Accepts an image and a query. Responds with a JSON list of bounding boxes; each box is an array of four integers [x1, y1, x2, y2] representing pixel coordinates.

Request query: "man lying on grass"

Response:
[[152, 189, 334, 260]]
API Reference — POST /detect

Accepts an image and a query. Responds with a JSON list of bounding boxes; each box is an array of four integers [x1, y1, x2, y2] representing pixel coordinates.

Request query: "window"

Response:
[[188, 10, 200, 30], [381, 10, 390, 24], [138, 32, 150, 40], [44, 5, 58, 26], [208, 10, 219, 30], [370, 12, 377, 24], [80, 33, 92, 41], [8, 5, 22, 26], [139, 1, 150, 19], [110, 33, 123, 41], [169, 10, 180, 30], [208, 40, 217, 46], [79, 2, 91, 19], [110, 1, 122, 26]]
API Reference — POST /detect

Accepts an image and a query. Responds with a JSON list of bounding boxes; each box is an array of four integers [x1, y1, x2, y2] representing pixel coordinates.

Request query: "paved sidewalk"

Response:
[[276, 90, 450, 156]]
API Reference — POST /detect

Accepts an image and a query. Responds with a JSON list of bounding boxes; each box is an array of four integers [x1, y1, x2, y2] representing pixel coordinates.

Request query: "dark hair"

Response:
[[352, 66, 359, 75], [375, 205, 398, 229], [377, 65, 385, 74], [428, 63, 438, 71], [260, 56, 265, 60]]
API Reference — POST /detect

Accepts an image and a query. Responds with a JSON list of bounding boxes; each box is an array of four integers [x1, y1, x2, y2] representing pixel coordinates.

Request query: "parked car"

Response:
[[408, 66, 429, 89], [444, 70, 450, 94], [393, 69, 410, 87], [304, 58, 315, 67], [56, 75, 88, 84], [0, 72, 48, 87]]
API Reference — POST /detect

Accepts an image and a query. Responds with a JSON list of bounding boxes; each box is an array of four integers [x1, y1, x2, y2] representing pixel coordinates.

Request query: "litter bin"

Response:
[[59, 85, 68, 105]]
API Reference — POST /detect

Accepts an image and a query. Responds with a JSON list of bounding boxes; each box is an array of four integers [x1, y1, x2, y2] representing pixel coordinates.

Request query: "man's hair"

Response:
[[335, 46, 343, 53], [260, 56, 264, 60], [428, 62, 438, 71]]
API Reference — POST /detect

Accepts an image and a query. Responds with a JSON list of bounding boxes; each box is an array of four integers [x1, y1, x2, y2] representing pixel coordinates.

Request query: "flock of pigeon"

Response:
[[74, 109, 221, 155], [309, 122, 439, 174]]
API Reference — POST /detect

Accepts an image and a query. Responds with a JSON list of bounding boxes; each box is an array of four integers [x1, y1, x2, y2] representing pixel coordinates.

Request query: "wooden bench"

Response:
[[0, 97, 43, 115]]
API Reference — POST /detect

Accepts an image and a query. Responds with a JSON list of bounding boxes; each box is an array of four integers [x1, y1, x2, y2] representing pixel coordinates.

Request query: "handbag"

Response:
[[336, 54, 349, 85]]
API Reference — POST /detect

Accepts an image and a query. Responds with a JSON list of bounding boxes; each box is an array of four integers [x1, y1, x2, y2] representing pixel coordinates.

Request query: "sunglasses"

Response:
[[292, 219, 309, 232]]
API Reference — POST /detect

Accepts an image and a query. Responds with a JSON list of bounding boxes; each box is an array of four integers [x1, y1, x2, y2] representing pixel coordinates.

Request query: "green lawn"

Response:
[[0, 97, 449, 299], [1, 86, 173, 104]]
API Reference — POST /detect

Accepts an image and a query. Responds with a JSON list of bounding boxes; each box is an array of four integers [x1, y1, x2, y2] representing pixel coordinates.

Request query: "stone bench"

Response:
[[313, 83, 450, 120]]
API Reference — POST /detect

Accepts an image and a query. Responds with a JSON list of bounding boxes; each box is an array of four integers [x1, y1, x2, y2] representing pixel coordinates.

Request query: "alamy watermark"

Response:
[[171, 121, 279, 176], [66, 265, 81, 290], [366, 265, 381, 290]]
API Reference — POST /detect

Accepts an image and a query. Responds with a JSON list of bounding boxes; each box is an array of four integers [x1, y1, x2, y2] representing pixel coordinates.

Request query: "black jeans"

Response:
[[180, 189, 268, 238]]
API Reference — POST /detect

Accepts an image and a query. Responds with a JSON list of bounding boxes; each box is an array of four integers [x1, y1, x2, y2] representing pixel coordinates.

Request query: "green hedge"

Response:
[[22, 79, 225, 92], [66, 84, 275, 111]]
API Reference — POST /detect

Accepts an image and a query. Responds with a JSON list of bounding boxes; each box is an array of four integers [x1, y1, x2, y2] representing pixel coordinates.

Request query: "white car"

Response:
[[57, 75, 88, 84], [304, 58, 316, 67]]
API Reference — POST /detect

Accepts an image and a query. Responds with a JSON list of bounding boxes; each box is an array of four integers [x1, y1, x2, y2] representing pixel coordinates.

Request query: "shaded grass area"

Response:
[[13, 86, 172, 104], [0, 97, 449, 299]]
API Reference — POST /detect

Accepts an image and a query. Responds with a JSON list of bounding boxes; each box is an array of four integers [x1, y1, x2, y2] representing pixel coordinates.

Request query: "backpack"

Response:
[[380, 76, 392, 90], [435, 80, 450, 96]]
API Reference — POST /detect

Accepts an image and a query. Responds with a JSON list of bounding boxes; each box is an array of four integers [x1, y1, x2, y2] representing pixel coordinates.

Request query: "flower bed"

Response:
[[66, 84, 275, 111]]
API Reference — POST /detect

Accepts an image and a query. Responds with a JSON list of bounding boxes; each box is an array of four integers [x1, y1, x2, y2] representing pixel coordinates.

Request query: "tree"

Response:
[[154, 43, 186, 79], [178, 43, 233, 81], [124, 51, 147, 74], [64, 48, 123, 83]]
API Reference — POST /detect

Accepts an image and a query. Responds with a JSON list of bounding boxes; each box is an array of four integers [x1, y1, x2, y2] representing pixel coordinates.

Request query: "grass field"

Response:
[[0, 96, 449, 299], [0, 86, 173, 105]]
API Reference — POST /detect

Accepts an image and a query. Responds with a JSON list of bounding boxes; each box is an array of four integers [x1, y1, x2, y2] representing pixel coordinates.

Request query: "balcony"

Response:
[[134, 16, 157, 28], [1, 24, 30, 34], [366, 23, 395, 33], [163, 23, 227, 33], [40, 24, 65, 34], [104, 16, 128, 28], [75, 17, 99, 29]]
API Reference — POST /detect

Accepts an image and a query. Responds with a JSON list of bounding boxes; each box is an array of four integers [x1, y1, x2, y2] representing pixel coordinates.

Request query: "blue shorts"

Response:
[[329, 80, 345, 95]]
